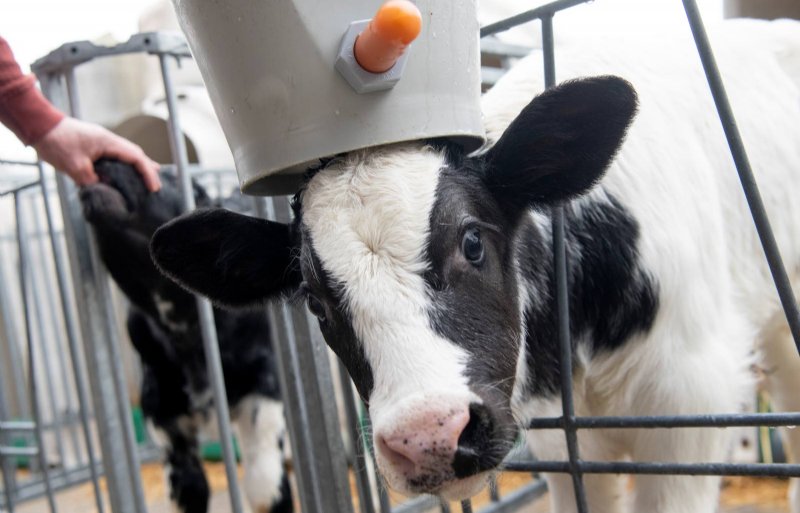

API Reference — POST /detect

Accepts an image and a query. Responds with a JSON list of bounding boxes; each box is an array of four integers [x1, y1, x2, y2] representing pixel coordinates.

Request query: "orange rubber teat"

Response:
[[353, 0, 422, 73]]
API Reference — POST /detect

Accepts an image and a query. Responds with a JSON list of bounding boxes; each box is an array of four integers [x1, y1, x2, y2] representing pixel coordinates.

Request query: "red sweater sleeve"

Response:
[[0, 36, 64, 145]]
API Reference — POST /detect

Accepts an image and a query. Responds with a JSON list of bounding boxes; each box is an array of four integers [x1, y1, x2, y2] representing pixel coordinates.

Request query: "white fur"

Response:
[[484, 20, 800, 513], [235, 395, 287, 513]]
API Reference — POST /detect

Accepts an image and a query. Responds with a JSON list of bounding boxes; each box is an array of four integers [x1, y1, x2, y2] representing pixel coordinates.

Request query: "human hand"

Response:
[[34, 117, 161, 191]]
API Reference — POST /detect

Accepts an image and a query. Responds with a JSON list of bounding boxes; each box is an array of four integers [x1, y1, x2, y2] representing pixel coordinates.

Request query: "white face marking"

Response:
[[153, 292, 189, 333], [302, 143, 477, 428]]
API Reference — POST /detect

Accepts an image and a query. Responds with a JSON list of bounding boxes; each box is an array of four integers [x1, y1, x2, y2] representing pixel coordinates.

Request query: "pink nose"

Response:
[[376, 406, 471, 479]]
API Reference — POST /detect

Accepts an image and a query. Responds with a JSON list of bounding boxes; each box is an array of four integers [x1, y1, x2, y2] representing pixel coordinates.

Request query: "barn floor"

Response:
[[10, 463, 791, 513]]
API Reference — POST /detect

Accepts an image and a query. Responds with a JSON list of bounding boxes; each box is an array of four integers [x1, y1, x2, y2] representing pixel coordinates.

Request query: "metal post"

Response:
[[21, 197, 69, 472], [262, 196, 355, 513], [14, 192, 58, 513], [0, 374, 18, 513], [26, 193, 83, 465], [682, 0, 800, 355], [63, 68, 148, 513], [337, 361, 376, 513], [36, 70, 144, 513], [158, 53, 245, 513], [37, 162, 106, 512], [0, 243, 30, 420], [542, 13, 589, 513]]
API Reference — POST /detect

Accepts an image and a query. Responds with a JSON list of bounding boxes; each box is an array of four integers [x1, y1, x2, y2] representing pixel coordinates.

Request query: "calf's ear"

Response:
[[150, 208, 300, 307], [483, 75, 638, 216]]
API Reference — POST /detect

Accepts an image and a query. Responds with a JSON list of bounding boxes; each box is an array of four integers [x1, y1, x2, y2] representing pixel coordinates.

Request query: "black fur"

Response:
[[483, 76, 639, 218], [81, 159, 290, 513]]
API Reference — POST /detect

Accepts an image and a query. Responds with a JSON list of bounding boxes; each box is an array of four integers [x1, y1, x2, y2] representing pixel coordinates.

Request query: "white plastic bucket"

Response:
[[171, 0, 485, 195]]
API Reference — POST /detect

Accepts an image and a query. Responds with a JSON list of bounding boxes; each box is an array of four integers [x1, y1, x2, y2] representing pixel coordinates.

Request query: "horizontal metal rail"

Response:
[[504, 461, 800, 477], [528, 412, 800, 430], [477, 481, 548, 513], [0, 447, 39, 457], [0, 421, 36, 432], [0, 159, 38, 167], [0, 181, 42, 197], [480, 0, 592, 37]]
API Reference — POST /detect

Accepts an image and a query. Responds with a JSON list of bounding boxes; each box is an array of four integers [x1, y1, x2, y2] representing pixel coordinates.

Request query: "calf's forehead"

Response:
[[301, 145, 447, 299]]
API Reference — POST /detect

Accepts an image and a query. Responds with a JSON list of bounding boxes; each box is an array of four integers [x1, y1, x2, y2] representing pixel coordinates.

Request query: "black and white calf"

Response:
[[151, 20, 800, 513], [80, 160, 292, 513]]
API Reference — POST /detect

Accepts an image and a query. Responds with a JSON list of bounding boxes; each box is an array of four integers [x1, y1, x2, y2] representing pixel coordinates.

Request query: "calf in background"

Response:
[[80, 159, 291, 513]]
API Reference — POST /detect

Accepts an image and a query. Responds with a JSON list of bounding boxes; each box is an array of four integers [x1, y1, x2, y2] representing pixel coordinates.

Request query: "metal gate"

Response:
[[1, 0, 799, 512]]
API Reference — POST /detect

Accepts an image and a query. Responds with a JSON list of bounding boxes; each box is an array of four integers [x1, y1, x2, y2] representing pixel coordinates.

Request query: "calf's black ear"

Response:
[[483, 76, 638, 216], [150, 208, 300, 307]]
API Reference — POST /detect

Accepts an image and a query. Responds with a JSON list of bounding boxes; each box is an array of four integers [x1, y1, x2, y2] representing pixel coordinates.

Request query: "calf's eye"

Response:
[[307, 295, 327, 322], [461, 227, 485, 266]]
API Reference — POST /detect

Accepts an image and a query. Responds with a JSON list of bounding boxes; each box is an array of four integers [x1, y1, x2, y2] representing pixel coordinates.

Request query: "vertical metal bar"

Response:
[[682, 0, 800, 355], [263, 197, 355, 513], [38, 70, 141, 513], [0, 376, 18, 513], [489, 475, 500, 502], [542, 13, 589, 513], [63, 69, 148, 513], [1, 453, 16, 513], [337, 360, 377, 513], [27, 192, 82, 465], [0, 245, 30, 420], [460, 499, 473, 513], [21, 196, 69, 472], [158, 53, 245, 513], [37, 162, 106, 513], [14, 192, 58, 513]]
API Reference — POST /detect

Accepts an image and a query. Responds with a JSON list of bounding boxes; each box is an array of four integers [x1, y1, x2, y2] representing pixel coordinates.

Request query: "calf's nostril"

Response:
[[453, 403, 494, 478]]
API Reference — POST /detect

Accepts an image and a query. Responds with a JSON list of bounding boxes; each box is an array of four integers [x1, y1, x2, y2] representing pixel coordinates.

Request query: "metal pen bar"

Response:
[[0, 385, 19, 513], [477, 480, 548, 513], [489, 475, 500, 502], [0, 181, 42, 197], [14, 192, 58, 513], [0, 232, 31, 419], [264, 197, 355, 513], [158, 53, 245, 513], [38, 69, 139, 513], [0, 421, 36, 431], [480, 0, 592, 37], [1, 448, 16, 513], [543, 12, 589, 513], [27, 193, 83, 465], [0, 447, 40, 457], [503, 460, 800, 477], [21, 195, 69, 470], [0, 159, 38, 167], [64, 68, 148, 513], [337, 361, 377, 513], [37, 162, 106, 512], [682, 0, 800, 354], [528, 411, 800, 430]]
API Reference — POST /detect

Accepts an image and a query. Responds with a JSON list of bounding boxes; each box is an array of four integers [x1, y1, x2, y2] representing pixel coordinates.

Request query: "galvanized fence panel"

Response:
[[1, 1, 798, 512]]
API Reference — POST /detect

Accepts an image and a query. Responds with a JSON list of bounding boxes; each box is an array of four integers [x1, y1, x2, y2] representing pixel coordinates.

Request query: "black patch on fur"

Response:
[[518, 194, 660, 396], [425, 165, 521, 477], [296, 226, 375, 402], [483, 76, 638, 218]]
